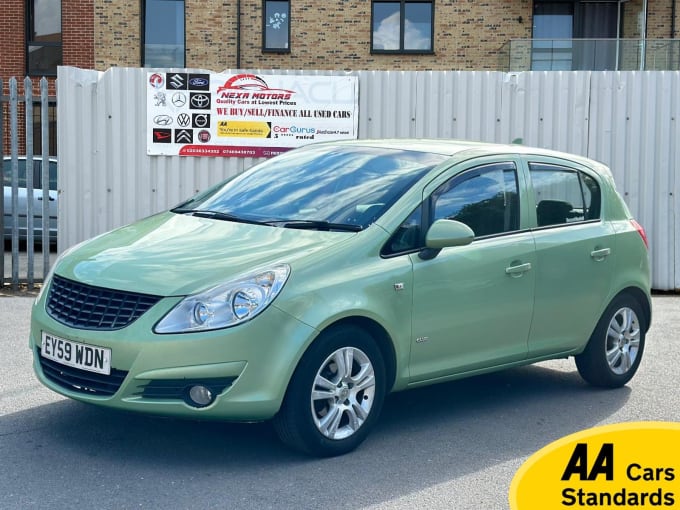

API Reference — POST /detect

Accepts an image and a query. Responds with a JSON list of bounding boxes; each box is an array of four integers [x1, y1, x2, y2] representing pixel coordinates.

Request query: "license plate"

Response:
[[41, 332, 111, 375]]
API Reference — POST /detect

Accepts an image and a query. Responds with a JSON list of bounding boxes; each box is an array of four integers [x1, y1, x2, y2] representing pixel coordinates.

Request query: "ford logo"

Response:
[[189, 77, 209, 87]]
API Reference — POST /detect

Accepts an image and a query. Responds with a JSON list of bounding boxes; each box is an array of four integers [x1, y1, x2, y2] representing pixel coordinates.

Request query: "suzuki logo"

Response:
[[168, 73, 186, 89]]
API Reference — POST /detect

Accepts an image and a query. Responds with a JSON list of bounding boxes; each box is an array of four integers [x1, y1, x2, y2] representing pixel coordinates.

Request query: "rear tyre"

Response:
[[274, 325, 386, 457], [575, 294, 646, 388]]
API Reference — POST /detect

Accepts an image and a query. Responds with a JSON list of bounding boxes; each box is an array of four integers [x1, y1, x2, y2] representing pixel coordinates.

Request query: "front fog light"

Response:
[[187, 385, 214, 407]]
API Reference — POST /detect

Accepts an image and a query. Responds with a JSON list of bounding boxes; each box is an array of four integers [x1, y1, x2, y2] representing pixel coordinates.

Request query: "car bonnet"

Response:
[[53, 211, 357, 296]]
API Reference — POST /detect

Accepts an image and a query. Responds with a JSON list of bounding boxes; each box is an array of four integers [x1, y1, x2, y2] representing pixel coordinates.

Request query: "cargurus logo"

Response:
[[290, 126, 315, 134]]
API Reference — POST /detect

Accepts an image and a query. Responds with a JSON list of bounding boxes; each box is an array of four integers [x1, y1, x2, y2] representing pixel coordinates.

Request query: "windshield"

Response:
[[174, 144, 446, 230]]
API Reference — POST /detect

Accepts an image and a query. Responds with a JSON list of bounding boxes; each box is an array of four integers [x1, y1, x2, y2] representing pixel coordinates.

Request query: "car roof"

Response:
[[321, 139, 609, 175]]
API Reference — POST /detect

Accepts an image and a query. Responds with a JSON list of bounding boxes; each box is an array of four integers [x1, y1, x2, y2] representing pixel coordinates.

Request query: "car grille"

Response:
[[137, 378, 236, 400], [38, 349, 128, 396], [46, 275, 161, 330]]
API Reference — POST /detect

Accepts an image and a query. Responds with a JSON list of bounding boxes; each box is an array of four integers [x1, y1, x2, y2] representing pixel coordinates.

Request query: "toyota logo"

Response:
[[190, 94, 210, 109], [172, 93, 187, 107], [153, 115, 173, 126]]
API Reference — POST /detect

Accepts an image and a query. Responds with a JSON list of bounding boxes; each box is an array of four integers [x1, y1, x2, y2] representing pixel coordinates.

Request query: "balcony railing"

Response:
[[499, 39, 680, 72]]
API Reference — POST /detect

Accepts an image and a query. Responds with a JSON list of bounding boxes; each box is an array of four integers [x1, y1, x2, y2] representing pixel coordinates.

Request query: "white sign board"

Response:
[[146, 72, 359, 157]]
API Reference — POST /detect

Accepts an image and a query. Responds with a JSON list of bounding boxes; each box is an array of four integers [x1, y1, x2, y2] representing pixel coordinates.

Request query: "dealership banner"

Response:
[[146, 72, 358, 157]]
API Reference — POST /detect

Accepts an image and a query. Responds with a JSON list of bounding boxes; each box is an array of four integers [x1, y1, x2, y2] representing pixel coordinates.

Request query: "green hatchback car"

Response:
[[30, 140, 651, 456]]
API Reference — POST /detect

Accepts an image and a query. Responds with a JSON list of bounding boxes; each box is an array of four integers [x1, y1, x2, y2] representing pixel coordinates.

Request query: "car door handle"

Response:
[[590, 248, 611, 261], [38, 196, 55, 201], [505, 262, 532, 277]]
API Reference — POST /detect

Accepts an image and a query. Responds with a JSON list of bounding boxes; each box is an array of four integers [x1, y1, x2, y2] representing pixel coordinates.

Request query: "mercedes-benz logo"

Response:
[[190, 94, 210, 109], [172, 93, 187, 107]]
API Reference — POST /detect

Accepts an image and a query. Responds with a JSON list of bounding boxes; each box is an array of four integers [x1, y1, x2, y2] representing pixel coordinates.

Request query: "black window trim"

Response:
[[262, 0, 292, 53], [371, 0, 435, 55]]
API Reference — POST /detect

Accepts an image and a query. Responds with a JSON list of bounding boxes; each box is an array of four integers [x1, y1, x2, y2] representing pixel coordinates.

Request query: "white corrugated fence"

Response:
[[57, 66, 679, 290]]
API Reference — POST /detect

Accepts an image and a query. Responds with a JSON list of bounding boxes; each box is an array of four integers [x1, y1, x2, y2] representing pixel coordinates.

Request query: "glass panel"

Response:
[[581, 173, 601, 220], [27, 44, 62, 76], [144, 0, 185, 67], [264, 1, 290, 50], [532, 3, 573, 70], [435, 165, 519, 237], [530, 165, 585, 226], [27, 0, 62, 75], [3, 160, 28, 187], [178, 145, 445, 229], [31, 0, 61, 41], [384, 205, 423, 255], [373, 2, 401, 51], [404, 2, 432, 51]]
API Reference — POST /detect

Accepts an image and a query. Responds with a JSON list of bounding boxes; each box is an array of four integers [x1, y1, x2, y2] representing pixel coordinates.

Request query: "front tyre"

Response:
[[575, 294, 646, 388], [274, 325, 386, 457]]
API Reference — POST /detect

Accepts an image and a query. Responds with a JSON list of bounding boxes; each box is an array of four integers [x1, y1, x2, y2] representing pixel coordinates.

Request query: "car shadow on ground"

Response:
[[0, 362, 630, 509]]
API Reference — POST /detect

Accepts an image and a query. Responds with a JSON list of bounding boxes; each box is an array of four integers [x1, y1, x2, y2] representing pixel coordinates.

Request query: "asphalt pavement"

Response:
[[1, 293, 679, 509]]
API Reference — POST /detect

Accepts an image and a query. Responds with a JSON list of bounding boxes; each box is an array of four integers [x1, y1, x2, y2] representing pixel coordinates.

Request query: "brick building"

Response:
[[2, 0, 679, 154]]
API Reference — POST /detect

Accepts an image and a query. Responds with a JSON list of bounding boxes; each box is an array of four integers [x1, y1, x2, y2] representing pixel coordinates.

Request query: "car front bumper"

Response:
[[29, 291, 317, 421]]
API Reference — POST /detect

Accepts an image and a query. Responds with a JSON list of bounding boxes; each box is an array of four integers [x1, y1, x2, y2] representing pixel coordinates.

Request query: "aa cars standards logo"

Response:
[[509, 422, 680, 509]]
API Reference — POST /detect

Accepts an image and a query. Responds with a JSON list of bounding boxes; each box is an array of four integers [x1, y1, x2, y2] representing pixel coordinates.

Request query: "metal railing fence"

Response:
[[1, 76, 56, 291]]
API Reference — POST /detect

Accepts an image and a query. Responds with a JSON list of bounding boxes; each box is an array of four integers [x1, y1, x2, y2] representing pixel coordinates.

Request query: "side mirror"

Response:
[[419, 219, 474, 260]]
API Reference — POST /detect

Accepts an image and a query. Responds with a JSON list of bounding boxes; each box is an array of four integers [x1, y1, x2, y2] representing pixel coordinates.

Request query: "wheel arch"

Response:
[[614, 286, 652, 333], [314, 316, 398, 393]]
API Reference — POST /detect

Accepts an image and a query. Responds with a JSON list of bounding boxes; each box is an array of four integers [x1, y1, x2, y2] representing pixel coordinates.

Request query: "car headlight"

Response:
[[154, 264, 290, 334]]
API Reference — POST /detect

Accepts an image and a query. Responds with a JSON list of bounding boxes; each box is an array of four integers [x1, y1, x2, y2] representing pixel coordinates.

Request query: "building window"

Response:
[[143, 0, 185, 68], [26, 0, 62, 76], [263, 1, 290, 52], [371, 0, 433, 53]]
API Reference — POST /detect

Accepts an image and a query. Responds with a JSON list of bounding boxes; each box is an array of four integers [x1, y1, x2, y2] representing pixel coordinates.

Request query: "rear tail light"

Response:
[[630, 219, 649, 249]]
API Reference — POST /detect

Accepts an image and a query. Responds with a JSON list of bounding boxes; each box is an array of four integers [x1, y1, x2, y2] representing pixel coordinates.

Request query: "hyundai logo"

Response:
[[153, 115, 173, 126]]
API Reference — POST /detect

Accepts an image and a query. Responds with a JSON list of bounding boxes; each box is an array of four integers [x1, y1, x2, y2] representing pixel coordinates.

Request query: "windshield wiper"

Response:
[[275, 220, 363, 232], [174, 209, 270, 226]]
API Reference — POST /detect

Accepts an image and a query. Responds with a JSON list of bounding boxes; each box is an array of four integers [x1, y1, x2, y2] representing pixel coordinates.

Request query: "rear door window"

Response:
[[529, 163, 601, 227]]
